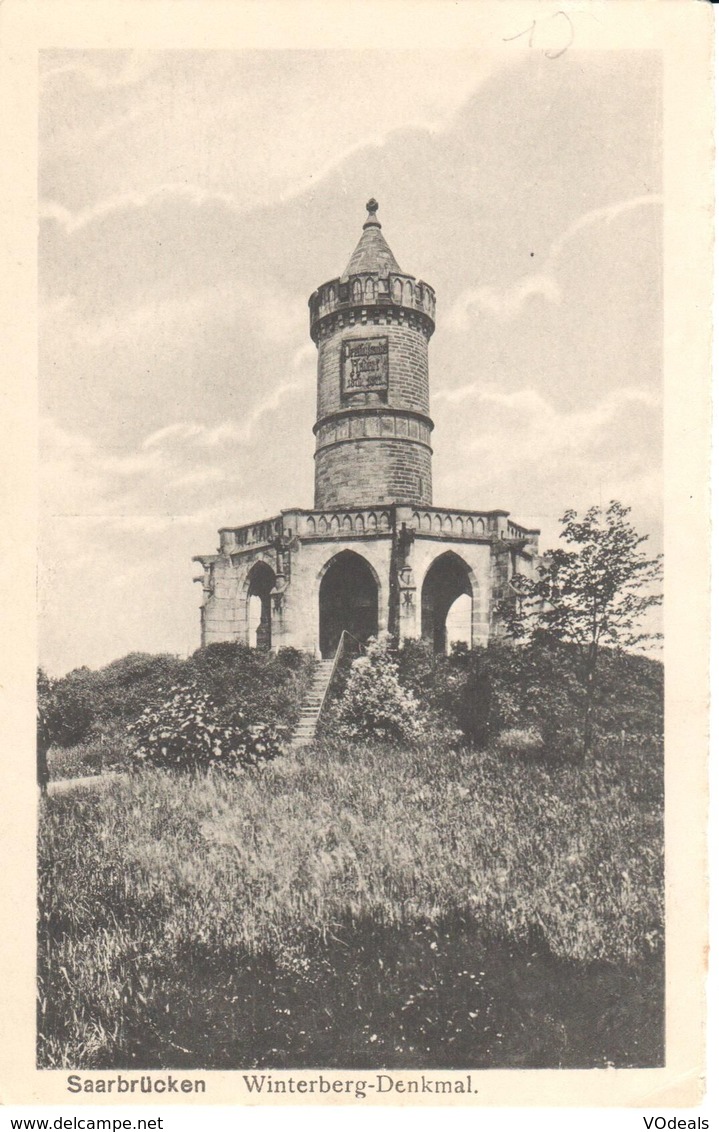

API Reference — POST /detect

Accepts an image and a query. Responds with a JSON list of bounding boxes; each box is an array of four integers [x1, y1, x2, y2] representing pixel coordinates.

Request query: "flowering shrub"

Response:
[[128, 682, 286, 772], [335, 634, 424, 744]]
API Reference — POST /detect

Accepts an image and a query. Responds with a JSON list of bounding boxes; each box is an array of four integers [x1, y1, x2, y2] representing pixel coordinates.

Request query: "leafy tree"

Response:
[[36, 668, 96, 747], [36, 668, 98, 789], [503, 501, 662, 757]]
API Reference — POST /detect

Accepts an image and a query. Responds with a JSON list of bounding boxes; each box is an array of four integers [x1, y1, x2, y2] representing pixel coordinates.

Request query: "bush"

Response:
[[454, 651, 493, 748], [592, 650, 663, 741], [38, 655, 185, 754], [91, 653, 186, 725], [185, 642, 312, 729], [42, 645, 314, 781], [395, 639, 465, 734], [128, 682, 286, 773], [335, 634, 425, 744], [275, 646, 307, 671], [395, 639, 662, 761]]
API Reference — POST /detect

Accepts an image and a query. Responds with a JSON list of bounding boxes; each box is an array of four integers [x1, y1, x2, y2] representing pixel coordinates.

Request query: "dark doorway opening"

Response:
[[247, 561, 275, 652], [421, 552, 473, 654], [319, 551, 379, 659]]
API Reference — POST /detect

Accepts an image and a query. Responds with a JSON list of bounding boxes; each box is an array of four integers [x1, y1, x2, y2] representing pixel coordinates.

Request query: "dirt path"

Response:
[[47, 772, 127, 795]]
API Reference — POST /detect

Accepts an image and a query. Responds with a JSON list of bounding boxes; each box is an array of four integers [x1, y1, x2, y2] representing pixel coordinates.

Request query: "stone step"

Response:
[[289, 659, 338, 749]]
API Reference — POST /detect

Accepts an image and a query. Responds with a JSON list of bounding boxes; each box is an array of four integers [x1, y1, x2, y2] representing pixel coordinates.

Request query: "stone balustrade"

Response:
[[407, 507, 489, 538], [506, 519, 540, 543], [217, 505, 538, 556], [218, 516, 283, 554], [297, 508, 393, 538]]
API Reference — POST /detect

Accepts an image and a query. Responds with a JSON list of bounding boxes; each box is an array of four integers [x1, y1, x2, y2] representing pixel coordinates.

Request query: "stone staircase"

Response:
[[290, 660, 335, 748]]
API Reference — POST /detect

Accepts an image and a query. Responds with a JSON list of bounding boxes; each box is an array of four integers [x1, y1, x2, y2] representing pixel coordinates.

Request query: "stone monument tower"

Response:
[[312, 198, 434, 510], [194, 201, 539, 658]]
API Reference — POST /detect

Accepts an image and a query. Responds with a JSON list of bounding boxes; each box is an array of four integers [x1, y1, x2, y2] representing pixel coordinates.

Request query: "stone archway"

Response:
[[421, 551, 474, 654], [318, 550, 379, 659], [246, 561, 276, 651]]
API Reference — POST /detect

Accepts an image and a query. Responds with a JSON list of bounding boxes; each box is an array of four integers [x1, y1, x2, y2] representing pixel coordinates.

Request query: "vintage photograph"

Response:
[[36, 44, 666, 1075]]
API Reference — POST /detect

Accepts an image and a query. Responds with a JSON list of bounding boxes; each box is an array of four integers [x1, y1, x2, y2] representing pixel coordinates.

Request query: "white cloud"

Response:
[[40, 51, 518, 227], [142, 374, 314, 456], [433, 383, 662, 545], [447, 273, 561, 327], [41, 417, 227, 519], [37, 416, 281, 672], [41, 338, 315, 524], [447, 194, 662, 326], [142, 421, 237, 451], [40, 183, 245, 236], [436, 383, 659, 462]]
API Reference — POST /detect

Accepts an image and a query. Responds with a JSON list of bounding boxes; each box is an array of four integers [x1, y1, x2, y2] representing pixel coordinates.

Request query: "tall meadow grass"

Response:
[[38, 736, 662, 1068]]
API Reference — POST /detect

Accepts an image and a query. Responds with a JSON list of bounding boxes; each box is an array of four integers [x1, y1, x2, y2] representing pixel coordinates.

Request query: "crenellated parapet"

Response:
[[309, 272, 436, 343]]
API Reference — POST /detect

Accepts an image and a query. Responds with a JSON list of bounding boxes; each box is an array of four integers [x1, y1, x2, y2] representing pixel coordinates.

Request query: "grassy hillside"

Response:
[[38, 729, 663, 1069]]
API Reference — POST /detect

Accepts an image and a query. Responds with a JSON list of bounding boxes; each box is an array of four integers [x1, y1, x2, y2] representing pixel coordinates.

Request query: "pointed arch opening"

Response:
[[246, 561, 276, 651], [421, 552, 474, 655], [445, 593, 472, 652], [319, 551, 379, 659]]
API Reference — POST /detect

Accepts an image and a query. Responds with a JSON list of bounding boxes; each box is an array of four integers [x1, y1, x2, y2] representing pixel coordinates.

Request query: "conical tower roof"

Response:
[[341, 198, 402, 279]]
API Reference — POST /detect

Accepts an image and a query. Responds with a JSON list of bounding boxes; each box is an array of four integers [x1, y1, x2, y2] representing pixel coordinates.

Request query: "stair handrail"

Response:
[[316, 630, 365, 727]]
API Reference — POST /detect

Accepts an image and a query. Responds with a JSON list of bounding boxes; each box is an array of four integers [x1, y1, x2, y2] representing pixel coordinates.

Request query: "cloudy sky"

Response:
[[39, 48, 662, 675]]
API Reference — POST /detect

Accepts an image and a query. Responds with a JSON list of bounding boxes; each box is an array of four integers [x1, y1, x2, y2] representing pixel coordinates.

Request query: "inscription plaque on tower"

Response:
[[341, 336, 389, 397]]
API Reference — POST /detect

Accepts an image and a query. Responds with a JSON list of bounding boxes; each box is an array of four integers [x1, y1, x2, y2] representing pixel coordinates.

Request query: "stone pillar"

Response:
[[489, 540, 513, 638], [396, 519, 419, 643]]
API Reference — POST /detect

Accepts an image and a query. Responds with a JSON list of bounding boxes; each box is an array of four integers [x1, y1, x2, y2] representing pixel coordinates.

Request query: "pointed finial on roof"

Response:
[[363, 198, 381, 229], [342, 198, 402, 278]]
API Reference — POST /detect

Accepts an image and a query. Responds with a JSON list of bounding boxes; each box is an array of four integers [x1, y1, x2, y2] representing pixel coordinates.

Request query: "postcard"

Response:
[[0, 0, 712, 1110]]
